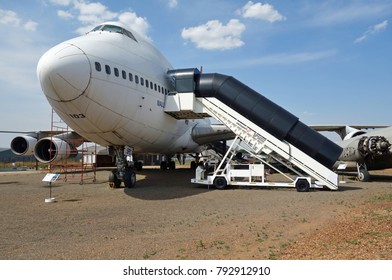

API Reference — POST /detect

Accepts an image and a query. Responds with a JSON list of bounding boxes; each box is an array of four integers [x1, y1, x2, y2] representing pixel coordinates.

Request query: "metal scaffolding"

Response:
[[49, 109, 96, 184]]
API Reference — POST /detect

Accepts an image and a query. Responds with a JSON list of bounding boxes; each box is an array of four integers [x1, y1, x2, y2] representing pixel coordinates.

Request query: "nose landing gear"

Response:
[[109, 145, 136, 188]]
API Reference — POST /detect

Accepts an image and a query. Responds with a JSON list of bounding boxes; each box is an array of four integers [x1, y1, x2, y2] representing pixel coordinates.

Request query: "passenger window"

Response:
[[158, 85, 161, 93], [154, 84, 157, 91], [95, 62, 101, 72], [105, 65, 111, 75], [114, 68, 119, 77], [150, 81, 153, 89], [140, 77, 144, 86], [122, 70, 126, 79], [145, 79, 149, 88], [135, 75, 139, 84], [129, 73, 133, 82]]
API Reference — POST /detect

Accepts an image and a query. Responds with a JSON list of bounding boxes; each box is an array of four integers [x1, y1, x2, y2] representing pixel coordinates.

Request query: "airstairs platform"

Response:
[[164, 68, 342, 190]]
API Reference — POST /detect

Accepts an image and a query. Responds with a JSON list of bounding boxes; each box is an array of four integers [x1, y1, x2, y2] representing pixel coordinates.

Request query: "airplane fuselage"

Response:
[[37, 23, 204, 154]]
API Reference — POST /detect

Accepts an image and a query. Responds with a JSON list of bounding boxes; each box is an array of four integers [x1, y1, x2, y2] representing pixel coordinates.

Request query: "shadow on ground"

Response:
[[124, 168, 213, 200]]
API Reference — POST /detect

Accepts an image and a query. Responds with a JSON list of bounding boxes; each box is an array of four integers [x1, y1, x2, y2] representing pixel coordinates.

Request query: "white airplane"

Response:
[[10, 21, 342, 188], [12, 22, 234, 187], [313, 125, 392, 181]]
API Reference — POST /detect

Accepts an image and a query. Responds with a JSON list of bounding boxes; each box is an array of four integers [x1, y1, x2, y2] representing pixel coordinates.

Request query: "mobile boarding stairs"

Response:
[[164, 68, 343, 192]]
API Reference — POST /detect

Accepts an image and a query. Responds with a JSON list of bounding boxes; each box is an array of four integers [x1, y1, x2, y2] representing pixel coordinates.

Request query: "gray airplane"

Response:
[[313, 125, 392, 181]]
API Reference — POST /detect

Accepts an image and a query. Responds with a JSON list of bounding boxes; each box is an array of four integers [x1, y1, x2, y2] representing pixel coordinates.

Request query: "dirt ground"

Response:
[[0, 167, 391, 260]]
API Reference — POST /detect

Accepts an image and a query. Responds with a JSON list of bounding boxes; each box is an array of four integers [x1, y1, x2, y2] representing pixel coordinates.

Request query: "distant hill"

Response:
[[0, 148, 35, 163]]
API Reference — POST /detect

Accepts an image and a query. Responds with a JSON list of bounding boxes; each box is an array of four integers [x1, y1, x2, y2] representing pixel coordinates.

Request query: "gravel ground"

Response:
[[0, 168, 391, 260]]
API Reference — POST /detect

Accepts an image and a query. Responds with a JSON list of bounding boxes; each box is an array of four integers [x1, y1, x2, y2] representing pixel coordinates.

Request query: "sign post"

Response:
[[42, 173, 60, 203]]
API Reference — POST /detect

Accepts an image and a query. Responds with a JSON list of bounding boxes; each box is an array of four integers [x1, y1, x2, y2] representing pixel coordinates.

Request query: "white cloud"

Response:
[[237, 1, 286, 22], [0, 49, 41, 90], [118, 12, 150, 40], [224, 49, 338, 68], [354, 20, 388, 43], [374, 20, 389, 31], [50, 1, 150, 39], [57, 10, 74, 19], [0, 5, 62, 145], [74, 1, 117, 26], [0, 9, 37, 32], [49, 0, 73, 5], [302, 111, 314, 117], [24, 20, 38, 31], [0, 9, 21, 26], [168, 0, 178, 8], [308, 2, 391, 26], [181, 19, 246, 50]]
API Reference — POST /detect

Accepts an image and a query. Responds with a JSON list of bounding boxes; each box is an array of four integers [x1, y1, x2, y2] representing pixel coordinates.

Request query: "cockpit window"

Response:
[[90, 24, 138, 42], [91, 25, 103, 32], [102, 25, 123, 34]]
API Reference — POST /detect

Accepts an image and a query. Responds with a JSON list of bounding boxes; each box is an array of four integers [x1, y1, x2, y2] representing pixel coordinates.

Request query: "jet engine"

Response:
[[10, 135, 37, 156], [34, 137, 78, 163], [358, 136, 391, 159]]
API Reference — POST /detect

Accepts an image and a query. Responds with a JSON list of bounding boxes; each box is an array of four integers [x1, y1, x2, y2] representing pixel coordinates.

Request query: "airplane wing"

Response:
[[0, 130, 69, 138], [310, 125, 389, 131], [191, 123, 235, 145], [310, 125, 389, 140]]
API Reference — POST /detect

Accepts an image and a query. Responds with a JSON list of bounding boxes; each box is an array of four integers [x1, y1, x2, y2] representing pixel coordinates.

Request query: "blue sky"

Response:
[[0, 0, 391, 147]]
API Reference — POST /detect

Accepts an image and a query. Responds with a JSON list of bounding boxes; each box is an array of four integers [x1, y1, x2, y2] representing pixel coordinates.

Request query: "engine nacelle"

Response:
[[10, 135, 37, 156], [34, 137, 77, 163], [343, 130, 366, 140]]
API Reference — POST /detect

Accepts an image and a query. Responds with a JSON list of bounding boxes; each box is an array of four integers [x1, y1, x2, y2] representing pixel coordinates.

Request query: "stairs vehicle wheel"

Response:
[[295, 178, 310, 192], [213, 176, 227, 190]]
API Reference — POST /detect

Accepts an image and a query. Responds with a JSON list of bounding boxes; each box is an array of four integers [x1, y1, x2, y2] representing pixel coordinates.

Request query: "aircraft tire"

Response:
[[109, 171, 121, 188], [358, 170, 370, 182], [160, 161, 167, 170], [169, 160, 176, 170], [214, 176, 227, 190], [124, 168, 136, 188]]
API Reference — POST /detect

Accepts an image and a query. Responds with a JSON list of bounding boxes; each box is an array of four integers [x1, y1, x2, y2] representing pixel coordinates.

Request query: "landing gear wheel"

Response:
[[213, 176, 227, 190], [357, 162, 370, 182], [358, 169, 370, 182], [109, 171, 121, 188], [169, 160, 176, 170], [160, 161, 167, 170], [295, 178, 310, 192], [124, 168, 136, 188]]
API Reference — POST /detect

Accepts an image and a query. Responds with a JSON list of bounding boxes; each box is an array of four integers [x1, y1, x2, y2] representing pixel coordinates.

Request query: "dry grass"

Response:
[[0, 168, 391, 260]]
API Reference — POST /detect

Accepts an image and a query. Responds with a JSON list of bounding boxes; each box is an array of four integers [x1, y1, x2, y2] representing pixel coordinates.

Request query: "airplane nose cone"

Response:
[[37, 43, 91, 102]]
